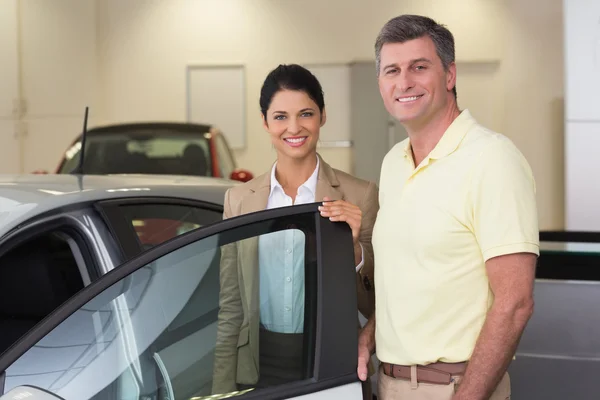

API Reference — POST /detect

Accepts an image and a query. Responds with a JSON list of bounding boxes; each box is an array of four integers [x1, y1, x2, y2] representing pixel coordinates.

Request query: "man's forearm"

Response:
[[454, 304, 532, 399]]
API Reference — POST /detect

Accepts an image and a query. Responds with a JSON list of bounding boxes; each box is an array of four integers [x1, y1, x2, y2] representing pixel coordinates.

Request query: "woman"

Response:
[[212, 64, 378, 398]]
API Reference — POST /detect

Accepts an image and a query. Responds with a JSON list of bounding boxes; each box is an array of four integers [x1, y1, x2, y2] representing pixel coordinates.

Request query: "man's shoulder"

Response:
[[465, 122, 525, 159], [464, 124, 534, 182]]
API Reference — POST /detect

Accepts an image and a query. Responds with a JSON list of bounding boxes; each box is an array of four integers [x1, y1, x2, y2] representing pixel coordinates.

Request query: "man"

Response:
[[357, 15, 539, 400]]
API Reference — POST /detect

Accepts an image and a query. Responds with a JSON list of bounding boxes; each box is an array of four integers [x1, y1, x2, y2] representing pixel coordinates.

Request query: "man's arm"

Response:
[[453, 252, 536, 400], [357, 313, 376, 381]]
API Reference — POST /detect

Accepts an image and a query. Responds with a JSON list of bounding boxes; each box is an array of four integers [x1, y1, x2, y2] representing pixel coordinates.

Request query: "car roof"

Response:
[[84, 122, 215, 136], [0, 174, 234, 237]]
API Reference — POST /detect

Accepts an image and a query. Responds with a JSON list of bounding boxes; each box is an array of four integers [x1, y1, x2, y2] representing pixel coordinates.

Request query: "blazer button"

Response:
[[363, 276, 372, 291]]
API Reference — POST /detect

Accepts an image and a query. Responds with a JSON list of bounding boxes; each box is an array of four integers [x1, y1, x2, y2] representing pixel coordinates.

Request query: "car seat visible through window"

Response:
[[0, 232, 85, 354]]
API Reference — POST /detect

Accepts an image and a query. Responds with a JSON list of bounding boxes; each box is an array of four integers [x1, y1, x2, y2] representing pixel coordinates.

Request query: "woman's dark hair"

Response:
[[260, 64, 325, 119]]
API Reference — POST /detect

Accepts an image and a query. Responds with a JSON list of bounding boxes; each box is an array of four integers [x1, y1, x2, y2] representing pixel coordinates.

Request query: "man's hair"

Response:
[[375, 15, 457, 98]]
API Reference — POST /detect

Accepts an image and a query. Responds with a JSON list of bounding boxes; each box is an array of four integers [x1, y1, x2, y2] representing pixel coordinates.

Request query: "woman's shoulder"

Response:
[[331, 167, 377, 192], [328, 167, 378, 209], [223, 171, 270, 214]]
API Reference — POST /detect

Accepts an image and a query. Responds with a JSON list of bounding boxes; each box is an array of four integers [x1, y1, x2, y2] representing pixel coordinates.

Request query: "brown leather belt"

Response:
[[381, 361, 467, 385]]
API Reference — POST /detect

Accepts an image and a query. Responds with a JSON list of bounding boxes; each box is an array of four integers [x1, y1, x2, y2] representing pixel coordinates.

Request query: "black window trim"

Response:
[[540, 230, 600, 243], [95, 196, 224, 260], [0, 203, 361, 399]]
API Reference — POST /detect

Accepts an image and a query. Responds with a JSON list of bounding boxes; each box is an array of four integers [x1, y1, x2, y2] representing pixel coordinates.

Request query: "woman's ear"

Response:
[[262, 113, 269, 131], [320, 107, 327, 127]]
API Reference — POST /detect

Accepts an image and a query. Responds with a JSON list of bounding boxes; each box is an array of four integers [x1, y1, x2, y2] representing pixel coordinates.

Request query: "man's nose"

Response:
[[396, 71, 415, 92]]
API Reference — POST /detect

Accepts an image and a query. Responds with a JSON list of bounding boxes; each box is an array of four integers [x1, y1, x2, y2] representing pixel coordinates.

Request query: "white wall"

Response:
[[95, 0, 564, 229], [0, 0, 100, 174], [502, 0, 565, 231], [0, 0, 21, 174], [564, 0, 600, 230], [19, 0, 100, 173]]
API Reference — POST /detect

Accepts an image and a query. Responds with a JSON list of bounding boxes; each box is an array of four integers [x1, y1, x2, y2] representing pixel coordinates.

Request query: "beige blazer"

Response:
[[212, 154, 379, 394]]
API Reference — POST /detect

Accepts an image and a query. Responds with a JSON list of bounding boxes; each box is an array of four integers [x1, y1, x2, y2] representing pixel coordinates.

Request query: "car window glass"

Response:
[[120, 203, 222, 249], [214, 134, 236, 178], [0, 231, 86, 355], [59, 130, 213, 177], [2, 212, 317, 400]]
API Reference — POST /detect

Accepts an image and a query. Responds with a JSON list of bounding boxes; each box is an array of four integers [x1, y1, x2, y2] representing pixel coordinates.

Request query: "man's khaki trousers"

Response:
[[377, 365, 511, 400]]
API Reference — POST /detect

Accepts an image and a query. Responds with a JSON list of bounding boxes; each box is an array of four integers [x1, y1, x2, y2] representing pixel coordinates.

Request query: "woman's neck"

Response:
[[275, 153, 318, 190]]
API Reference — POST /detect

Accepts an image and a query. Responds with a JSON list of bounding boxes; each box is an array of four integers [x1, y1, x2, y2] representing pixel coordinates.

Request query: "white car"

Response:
[[0, 174, 365, 400]]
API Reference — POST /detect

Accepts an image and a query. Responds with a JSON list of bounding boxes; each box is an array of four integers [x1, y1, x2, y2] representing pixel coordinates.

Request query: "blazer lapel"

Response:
[[241, 171, 271, 215], [315, 154, 344, 202]]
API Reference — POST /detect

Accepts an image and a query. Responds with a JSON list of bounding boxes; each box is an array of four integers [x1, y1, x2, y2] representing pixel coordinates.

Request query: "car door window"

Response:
[[0, 229, 89, 356], [1, 208, 340, 400], [119, 203, 222, 249], [98, 200, 224, 259]]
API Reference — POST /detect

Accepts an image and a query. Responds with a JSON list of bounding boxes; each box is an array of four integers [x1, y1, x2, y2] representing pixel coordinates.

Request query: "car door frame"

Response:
[[95, 197, 224, 260], [0, 203, 362, 399]]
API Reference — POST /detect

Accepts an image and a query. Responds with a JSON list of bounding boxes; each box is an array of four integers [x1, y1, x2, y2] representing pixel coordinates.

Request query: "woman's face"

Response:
[[263, 89, 326, 162]]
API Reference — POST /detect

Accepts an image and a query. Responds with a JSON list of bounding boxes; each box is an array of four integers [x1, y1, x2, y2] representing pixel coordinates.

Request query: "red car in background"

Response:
[[35, 122, 253, 182]]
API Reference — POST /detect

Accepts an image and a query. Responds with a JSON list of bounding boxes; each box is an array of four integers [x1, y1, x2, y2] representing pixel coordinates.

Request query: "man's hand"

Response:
[[357, 314, 376, 381], [357, 341, 371, 381]]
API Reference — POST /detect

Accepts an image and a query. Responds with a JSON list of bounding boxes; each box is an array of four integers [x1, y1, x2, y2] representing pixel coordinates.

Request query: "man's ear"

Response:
[[446, 62, 457, 93]]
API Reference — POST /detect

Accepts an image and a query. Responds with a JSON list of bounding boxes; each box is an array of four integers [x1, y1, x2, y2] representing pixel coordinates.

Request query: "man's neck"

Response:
[[275, 153, 318, 190], [406, 104, 461, 167]]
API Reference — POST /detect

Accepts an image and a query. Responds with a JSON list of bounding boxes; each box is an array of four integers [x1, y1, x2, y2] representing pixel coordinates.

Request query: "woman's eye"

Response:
[[273, 115, 286, 120], [301, 112, 314, 117]]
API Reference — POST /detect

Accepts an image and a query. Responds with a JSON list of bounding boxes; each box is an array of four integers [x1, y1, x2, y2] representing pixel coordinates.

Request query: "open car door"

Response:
[[0, 203, 363, 400]]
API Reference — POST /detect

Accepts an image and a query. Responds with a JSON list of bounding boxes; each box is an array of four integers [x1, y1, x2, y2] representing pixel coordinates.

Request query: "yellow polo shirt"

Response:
[[372, 110, 539, 366]]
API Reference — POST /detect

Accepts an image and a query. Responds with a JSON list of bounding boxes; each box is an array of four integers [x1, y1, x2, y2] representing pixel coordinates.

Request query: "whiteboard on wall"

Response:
[[186, 65, 246, 149], [303, 63, 351, 146]]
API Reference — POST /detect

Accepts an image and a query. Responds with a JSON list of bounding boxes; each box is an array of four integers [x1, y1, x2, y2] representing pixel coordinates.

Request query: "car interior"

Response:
[[0, 231, 85, 355]]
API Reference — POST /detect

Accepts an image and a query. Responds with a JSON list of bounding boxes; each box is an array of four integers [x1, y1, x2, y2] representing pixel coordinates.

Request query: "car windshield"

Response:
[[58, 127, 213, 177]]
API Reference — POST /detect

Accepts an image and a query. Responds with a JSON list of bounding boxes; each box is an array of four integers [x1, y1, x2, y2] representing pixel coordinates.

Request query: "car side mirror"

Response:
[[0, 386, 64, 400], [229, 168, 253, 183]]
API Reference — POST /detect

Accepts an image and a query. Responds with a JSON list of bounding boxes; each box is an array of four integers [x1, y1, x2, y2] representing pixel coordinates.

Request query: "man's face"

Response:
[[378, 36, 456, 127]]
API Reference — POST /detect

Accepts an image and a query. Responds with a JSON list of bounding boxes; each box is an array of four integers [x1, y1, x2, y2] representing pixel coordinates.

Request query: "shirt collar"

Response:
[[270, 155, 320, 197], [403, 109, 475, 160]]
